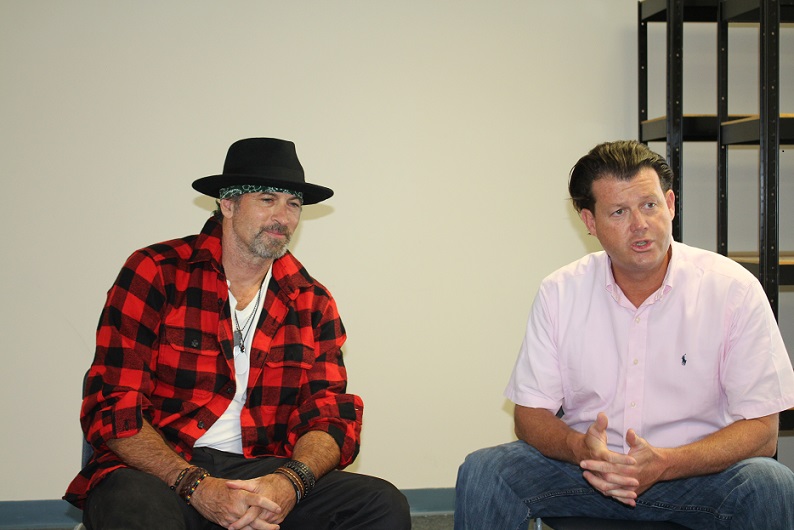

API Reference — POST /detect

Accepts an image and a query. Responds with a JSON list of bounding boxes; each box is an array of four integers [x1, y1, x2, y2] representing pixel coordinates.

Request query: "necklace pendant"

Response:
[[234, 329, 243, 349]]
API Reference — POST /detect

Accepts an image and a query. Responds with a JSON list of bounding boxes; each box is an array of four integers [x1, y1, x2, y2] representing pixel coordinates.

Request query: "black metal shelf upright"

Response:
[[717, 0, 794, 320]]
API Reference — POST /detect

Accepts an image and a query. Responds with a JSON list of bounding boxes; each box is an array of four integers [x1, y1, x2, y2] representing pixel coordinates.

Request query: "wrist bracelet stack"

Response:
[[170, 466, 211, 506], [274, 466, 304, 502], [273, 459, 317, 503]]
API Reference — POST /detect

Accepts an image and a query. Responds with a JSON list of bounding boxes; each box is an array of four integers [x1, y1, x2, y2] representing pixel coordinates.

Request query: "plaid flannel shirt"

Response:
[[65, 216, 363, 508]]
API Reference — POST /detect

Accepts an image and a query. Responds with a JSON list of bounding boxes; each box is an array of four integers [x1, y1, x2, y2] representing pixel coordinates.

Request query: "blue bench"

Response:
[[0, 500, 81, 530]]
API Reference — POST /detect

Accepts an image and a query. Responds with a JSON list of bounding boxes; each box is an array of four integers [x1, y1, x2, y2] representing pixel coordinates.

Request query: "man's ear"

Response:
[[580, 208, 596, 237], [219, 198, 236, 219], [665, 189, 676, 220]]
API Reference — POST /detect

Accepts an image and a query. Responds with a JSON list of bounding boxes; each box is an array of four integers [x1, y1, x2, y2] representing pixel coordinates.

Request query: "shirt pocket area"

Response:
[[264, 343, 315, 370], [157, 326, 225, 394]]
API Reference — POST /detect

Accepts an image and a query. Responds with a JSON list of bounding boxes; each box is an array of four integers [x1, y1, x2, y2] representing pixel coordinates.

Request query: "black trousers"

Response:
[[83, 447, 411, 530]]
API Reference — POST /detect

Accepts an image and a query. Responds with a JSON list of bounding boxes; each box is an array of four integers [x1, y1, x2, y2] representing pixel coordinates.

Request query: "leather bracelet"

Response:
[[170, 466, 192, 491], [282, 460, 316, 497], [273, 467, 303, 502]]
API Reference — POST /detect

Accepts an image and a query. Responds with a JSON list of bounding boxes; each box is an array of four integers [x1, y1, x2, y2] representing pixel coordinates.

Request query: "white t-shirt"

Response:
[[195, 269, 271, 453]]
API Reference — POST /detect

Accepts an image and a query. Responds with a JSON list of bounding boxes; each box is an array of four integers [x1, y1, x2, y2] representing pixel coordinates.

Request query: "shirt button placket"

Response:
[[624, 310, 647, 451]]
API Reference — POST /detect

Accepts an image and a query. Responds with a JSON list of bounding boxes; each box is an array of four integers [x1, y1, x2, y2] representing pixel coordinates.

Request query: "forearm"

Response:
[[657, 413, 779, 482], [106, 420, 190, 487], [514, 405, 588, 465], [290, 430, 341, 480]]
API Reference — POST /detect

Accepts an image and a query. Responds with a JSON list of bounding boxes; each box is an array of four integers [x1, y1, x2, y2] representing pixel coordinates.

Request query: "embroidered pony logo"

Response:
[[681, 354, 687, 366]]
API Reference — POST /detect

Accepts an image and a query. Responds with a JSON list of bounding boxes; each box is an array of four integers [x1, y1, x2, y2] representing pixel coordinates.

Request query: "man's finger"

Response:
[[228, 506, 263, 530]]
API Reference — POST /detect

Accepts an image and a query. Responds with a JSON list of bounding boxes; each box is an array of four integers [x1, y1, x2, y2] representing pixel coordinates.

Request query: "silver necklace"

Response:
[[233, 279, 265, 353]]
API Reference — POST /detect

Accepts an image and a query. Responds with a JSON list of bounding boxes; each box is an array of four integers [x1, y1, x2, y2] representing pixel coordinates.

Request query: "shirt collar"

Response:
[[603, 242, 675, 305], [189, 216, 224, 271]]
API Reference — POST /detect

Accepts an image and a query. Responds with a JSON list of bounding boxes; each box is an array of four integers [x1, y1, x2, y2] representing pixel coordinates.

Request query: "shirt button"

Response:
[[191, 339, 199, 348], [198, 421, 205, 429], [225, 386, 234, 394], [630, 401, 637, 408], [635, 317, 641, 323], [633, 359, 639, 365], [217, 298, 223, 306]]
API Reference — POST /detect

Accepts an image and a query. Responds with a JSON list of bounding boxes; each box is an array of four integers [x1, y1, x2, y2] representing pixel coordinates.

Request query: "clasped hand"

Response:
[[190, 472, 297, 530], [578, 412, 665, 506]]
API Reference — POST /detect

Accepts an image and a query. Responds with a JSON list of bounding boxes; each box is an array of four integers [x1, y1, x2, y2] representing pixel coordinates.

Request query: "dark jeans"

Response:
[[84, 447, 410, 530]]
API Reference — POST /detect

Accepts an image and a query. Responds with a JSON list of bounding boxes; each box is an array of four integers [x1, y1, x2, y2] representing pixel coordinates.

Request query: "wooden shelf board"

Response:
[[641, 115, 736, 142], [721, 0, 794, 23], [721, 114, 794, 145], [730, 252, 794, 285], [730, 251, 794, 263], [639, 0, 794, 24], [640, 0, 718, 23]]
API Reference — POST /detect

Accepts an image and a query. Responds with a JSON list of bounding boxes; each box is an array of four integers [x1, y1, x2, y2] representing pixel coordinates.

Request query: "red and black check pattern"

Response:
[[64, 217, 362, 508]]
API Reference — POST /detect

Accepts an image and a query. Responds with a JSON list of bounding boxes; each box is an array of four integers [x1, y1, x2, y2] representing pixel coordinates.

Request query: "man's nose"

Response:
[[271, 200, 290, 223], [630, 210, 648, 231]]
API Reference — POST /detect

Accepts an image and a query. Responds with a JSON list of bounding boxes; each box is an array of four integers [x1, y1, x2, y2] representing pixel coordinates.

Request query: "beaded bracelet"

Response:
[[178, 467, 210, 506], [177, 467, 203, 498]]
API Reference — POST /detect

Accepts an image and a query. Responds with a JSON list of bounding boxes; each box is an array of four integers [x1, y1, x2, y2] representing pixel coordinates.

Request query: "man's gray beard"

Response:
[[250, 227, 291, 259]]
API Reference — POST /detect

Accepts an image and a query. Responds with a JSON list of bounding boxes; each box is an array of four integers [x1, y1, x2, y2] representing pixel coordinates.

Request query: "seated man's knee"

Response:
[[457, 444, 516, 491], [368, 476, 410, 515], [84, 468, 187, 530], [741, 457, 794, 494], [723, 457, 794, 518], [341, 474, 410, 529]]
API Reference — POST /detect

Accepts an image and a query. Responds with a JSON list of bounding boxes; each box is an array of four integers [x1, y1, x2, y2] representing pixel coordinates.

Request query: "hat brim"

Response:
[[192, 174, 334, 205]]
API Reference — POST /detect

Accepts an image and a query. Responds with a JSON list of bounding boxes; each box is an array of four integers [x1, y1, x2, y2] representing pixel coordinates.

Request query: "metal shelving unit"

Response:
[[717, 0, 794, 319], [638, 0, 794, 432]]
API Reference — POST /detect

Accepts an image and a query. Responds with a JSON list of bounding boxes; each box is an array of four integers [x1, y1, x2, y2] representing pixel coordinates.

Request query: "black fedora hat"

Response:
[[192, 138, 334, 204]]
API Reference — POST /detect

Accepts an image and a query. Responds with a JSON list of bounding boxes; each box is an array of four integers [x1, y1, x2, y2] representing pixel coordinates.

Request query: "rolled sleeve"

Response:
[[288, 298, 363, 466], [81, 251, 164, 449]]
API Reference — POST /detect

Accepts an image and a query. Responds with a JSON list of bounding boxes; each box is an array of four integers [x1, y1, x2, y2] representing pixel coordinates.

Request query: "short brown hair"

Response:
[[568, 140, 674, 213]]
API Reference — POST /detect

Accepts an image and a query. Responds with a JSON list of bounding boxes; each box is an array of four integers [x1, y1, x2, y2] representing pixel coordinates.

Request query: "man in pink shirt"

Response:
[[454, 141, 794, 529]]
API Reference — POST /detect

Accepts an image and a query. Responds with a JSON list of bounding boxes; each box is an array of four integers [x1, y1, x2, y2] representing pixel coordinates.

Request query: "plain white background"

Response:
[[1, 1, 792, 501]]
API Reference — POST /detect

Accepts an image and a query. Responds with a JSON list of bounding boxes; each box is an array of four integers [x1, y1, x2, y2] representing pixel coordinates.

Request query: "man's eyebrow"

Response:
[[257, 190, 301, 198], [603, 194, 660, 207]]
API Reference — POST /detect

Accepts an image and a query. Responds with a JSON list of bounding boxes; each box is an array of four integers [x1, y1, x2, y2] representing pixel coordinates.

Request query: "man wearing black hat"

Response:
[[65, 138, 410, 529]]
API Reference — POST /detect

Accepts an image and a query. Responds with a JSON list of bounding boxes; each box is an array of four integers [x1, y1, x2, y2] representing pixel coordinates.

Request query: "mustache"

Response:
[[258, 223, 290, 236]]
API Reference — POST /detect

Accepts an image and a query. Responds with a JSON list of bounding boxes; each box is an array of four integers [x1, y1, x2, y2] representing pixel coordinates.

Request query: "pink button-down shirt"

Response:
[[505, 242, 794, 454]]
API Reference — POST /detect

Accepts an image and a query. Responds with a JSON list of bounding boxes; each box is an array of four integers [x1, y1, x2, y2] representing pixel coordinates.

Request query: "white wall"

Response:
[[1, 1, 790, 502]]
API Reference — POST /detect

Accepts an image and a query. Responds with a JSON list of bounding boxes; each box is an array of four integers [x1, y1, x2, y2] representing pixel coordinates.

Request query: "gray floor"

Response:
[[411, 514, 455, 530], [411, 514, 542, 529]]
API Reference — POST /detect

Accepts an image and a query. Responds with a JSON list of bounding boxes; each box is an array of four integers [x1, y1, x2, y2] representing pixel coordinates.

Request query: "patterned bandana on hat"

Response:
[[219, 184, 304, 202]]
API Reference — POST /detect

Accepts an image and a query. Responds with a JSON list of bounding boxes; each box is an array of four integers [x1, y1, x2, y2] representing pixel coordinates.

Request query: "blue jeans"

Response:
[[454, 440, 794, 530]]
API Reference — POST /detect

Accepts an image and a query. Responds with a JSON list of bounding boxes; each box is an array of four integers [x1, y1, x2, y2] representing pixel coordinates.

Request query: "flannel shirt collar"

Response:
[[188, 216, 312, 296], [189, 216, 225, 272]]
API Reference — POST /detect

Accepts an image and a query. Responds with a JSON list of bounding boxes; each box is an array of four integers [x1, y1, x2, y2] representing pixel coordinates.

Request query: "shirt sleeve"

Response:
[[504, 282, 564, 412], [285, 290, 363, 467], [721, 277, 794, 420], [81, 249, 165, 449]]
